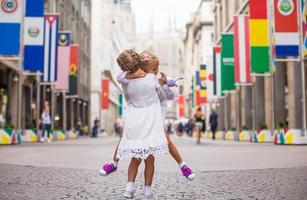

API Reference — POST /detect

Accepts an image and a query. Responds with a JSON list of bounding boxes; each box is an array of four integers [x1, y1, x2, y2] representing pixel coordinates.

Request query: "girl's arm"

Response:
[[117, 71, 129, 85], [161, 85, 174, 100]]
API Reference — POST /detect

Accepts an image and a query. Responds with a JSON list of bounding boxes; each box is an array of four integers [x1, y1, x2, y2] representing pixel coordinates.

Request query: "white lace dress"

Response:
[[116, 73, 169, 160]]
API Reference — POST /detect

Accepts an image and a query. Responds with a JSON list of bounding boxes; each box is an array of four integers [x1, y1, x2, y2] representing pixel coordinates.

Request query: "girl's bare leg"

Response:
[[144, 155, 155, 186], [128, 158, 142, 182], [165, 133, 183, 164]]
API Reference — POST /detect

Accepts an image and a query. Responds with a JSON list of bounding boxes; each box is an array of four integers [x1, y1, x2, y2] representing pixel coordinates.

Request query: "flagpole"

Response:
[[299, 0, 307, 132], [268, 0, 275, 130]]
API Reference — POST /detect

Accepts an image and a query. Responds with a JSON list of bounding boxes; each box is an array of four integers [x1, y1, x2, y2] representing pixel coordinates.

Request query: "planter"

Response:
[[53, 130, 66, 141], [238, 130, 252, 141], [66, 130, 77, 139], [207, 131, 224, 139], [252, 130, 274, 143], [0, 129, 21, 145], [225, 131, 235, 140], [22, 129, 38, 142], [274, 129, 307, 145]]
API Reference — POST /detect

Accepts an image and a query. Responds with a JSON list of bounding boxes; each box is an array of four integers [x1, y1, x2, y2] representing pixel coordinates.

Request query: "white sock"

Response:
[[144, 186, 152, 196], [126, 182, 134, 192], [179, 162, 186, 168], [111, 160, 118, 167]]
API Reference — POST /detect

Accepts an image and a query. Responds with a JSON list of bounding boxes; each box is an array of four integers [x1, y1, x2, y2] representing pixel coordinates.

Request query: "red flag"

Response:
[[101, 80, 109, 109], [177, 95, 185, 118], [274, 0, 298, 32], [250, 0, 267, 19]]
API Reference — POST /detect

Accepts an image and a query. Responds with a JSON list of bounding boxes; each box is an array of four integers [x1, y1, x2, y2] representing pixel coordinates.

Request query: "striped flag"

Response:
[[177, 95, 185, 118], [234, 15, 251, 84], [0, 0, 23, 55], [43, 14, 59, 82], [101, 80, 109, 109], [213, 46, 222, 96], [206, 58, 214, 101], [250, 0, 270, 73], [55, 31, 71, 90], [199, 65, 207, 104], [221, 34, 235, 95], [24, 0, 44, 72], [68, 44, 79, 95], [274, 0, 299, 57]]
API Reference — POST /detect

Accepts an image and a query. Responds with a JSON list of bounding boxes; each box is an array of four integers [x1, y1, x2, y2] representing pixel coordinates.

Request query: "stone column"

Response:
[[287, 61, 303, 128], [274, 63, 287, 127], [264, 76, 272, 129], [230, 91, 237, 129], [217, 98, 225, 130], [254, 76, 265, 129]]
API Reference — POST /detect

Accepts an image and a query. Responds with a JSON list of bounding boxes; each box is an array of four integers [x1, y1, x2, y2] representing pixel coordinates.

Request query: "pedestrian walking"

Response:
[[76, 117, 83, 136], [99, 50, 194, 199], [177, 122, 184, 136], [40, 101, 51, 143], [91, 118, 99, 137], [209, 109, 218, 140], [194, 106, 204, 144]]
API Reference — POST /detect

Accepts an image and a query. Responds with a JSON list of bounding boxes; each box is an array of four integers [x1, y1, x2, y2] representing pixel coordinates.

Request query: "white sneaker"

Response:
[[40, 138, 45, 143], [123, 189, 135, 199], [187, 173, 195, 181], [144, 193, 156, 199]]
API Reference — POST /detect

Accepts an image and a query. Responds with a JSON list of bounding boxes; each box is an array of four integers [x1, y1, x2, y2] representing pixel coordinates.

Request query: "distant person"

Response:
[[177, 122, 184, 136], [185, 118, 194, 137], [76, 117, 83, 136], [209, 109, 218, 140], [40, 101, 51, 143], [167, 121, 173, 134], [92, 118, 99, 137], [194, 106, 204, 144]]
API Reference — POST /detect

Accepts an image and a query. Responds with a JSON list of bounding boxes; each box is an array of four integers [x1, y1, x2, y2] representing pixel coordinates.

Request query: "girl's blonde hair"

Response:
[[117, 49, 142, 72], [139, 51, 158, 67]]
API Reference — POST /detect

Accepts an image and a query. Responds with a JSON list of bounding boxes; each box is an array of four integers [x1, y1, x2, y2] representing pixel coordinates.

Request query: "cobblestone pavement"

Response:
[[1, 136, 307, 200], [0, 163, 307, 200]]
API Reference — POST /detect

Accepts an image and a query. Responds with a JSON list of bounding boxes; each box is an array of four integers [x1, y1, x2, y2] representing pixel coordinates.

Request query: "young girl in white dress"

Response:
[[115, 49, 169, 199]]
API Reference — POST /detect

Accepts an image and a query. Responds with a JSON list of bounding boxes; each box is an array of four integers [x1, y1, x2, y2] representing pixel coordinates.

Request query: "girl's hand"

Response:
[[126, 69, 147, 79]]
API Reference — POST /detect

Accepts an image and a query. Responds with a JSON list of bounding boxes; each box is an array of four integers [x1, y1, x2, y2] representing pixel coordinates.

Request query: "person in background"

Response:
[[40, 101, 52, 143], [166, 121, 173, 134], [76, 117, 83, 136], [194, 106, 204, 144], [209, 109, 218, 140], [92, 118, 99, 137], [177, 122, 184, 136], [185, 118, 194, 137]]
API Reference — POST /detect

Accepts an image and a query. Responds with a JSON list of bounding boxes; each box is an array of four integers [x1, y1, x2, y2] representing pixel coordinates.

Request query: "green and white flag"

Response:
[[221, 34, 235, 96]]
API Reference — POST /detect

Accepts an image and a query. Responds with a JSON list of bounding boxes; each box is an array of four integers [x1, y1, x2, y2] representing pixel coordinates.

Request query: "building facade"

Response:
[[91, 0, 136, 134]]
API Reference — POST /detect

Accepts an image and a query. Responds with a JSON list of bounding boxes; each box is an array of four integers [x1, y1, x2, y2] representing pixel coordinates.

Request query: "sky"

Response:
[[131, 0, 201, 33]]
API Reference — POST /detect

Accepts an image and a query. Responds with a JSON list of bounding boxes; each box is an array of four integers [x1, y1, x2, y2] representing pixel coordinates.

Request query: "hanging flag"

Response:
[[234, 15, 251, 84], [23, 0, 44, 72], [68, 44, 79, 95], [250, 0, 270, 73], [213, 46, 222, 96], [118, 94, 123, 116], [43, 14, 59, 82], [0, 0, 23, 55], [301, 0, 307, 57], [199, 64, 207, 104], [195, 70, 200, 106], [55, 31, 71, 90], [274, 0, 299, 57], [206, 59, 215, 101], [221, 34, 235, 96], [177, 95, 185, 118], [101, 80, 109, 109]]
